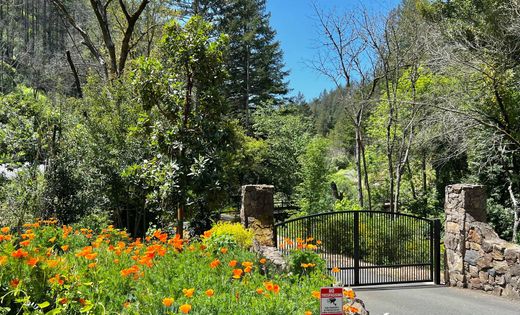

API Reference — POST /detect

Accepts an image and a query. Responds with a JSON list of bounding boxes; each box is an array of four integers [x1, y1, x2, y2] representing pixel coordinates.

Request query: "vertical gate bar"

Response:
[[429, 219, 434, 282], [273, 223, 278, 248], [433, 219, 441, 285], [354, 212, 360, 286]]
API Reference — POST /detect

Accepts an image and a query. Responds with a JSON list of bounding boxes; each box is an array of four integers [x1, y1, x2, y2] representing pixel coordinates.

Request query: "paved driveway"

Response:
[[354, 283, 520, 315]]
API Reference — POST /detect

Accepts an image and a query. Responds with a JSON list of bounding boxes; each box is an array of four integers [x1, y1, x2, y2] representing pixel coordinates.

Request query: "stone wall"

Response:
[[445, 184, 520, 298]]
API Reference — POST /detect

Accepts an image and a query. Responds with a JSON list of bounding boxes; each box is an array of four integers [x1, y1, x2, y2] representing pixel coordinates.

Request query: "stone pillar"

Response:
[[445, 184, 486, 287], [240, 185, 275, 247]]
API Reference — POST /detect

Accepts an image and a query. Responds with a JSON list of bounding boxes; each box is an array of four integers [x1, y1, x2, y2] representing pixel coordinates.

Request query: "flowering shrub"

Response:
[[207, 222, 254, 249], [0, 219, 341, 314], [285, 237, 326, 276]]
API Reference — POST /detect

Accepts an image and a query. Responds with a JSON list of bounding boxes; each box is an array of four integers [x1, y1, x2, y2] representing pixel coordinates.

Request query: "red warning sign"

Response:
[[320, 287, 343, 315]]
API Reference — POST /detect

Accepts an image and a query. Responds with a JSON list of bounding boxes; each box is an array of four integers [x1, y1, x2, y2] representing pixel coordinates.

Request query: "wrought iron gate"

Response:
[[274, 211, 441, 286]]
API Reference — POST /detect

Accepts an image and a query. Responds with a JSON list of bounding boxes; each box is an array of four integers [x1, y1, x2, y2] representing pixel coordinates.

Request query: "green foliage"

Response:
[[486, 198, 514, 240], [208, 222, 254, 249], [252, 104, 314, 197], [297, 137, 333, 214], [288, 249, 326, 277], [0, 167, 45, 227], [0, 222, 331, 314], [132, 16, 235, 233]]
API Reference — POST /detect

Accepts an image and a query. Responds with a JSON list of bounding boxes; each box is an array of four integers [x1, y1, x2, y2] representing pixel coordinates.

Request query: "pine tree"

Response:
[[201, 0, 288, 127]]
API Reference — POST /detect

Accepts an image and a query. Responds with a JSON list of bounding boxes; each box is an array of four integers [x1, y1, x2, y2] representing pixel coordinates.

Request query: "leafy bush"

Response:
[[0, 220, 332, 314], [208, 222, 254, 249], [288, 246, 326, 276]]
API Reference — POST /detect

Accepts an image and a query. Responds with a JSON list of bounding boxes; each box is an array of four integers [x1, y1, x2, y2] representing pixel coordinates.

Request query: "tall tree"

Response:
[[133, 16, 230, 236], [202, 0, 289, 127]]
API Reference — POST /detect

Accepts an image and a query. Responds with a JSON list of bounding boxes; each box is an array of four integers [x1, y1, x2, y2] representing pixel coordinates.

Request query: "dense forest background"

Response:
[[1, 0, 519, 242]]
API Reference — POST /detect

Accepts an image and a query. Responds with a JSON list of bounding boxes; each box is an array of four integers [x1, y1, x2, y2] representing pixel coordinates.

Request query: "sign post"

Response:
[[320, 287, 343, 315]]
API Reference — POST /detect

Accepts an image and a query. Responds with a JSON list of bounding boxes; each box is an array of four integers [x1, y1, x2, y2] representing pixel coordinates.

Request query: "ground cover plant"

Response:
[[0, 219, 360, 314]]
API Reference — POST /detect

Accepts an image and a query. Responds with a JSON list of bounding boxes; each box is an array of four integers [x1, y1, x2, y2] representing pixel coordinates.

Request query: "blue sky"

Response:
[[266, 0, 401, 101]]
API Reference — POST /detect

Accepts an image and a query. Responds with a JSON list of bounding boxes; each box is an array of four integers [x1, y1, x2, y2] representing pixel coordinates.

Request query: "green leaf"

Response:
[[38, 301, 50, 309]]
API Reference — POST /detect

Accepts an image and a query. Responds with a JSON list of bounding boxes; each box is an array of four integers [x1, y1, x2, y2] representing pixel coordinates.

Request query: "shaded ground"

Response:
[[355, 283, 520, 315]]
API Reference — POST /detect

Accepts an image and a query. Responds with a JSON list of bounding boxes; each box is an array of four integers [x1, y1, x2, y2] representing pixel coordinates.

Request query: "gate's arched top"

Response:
[[274, 210, 434, 227]]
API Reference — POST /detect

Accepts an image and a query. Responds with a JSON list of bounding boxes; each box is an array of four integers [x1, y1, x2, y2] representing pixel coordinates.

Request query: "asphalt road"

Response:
[[354, 283, 520, 315]]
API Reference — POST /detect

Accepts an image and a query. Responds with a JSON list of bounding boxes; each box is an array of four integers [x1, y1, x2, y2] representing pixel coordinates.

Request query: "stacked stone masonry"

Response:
[[445, 184, 520, 299]]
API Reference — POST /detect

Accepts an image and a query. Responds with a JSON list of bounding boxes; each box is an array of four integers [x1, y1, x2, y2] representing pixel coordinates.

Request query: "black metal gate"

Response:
[[274, 211, 441, 286]]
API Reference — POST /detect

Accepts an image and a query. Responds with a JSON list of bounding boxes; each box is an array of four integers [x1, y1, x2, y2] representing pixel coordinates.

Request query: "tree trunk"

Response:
[[355, 127, 364, 208], [508, 180, 519, 242], [360, 131, 372, 211], [407, 159, 417, 200]]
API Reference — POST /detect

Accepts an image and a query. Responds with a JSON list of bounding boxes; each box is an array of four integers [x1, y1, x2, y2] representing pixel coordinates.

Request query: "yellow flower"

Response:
[[183, 288, 195, 298], [343, 288, 355, 299], [162, 297, 174, 307], [179, 304, 192, 314]]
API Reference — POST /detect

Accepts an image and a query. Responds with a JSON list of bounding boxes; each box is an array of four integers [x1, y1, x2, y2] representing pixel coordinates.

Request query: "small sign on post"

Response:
[[320, 287, 343, 315]]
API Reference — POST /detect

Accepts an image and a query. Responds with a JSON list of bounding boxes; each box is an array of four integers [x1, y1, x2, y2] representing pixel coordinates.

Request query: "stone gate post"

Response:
[[444, 184, 486, 287], [240, 185, 275, 247]]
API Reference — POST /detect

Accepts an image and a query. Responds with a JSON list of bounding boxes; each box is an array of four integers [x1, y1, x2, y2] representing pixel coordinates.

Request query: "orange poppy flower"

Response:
[[179, 304, 192, 314], [49, 274, 64, 286], [244, 266, 252, 273], [27, 257, 39, 267], [343, 288, 355, 299], [0, 255, 8, 265], [311, 291, 320, 299], [61, 245, 69, 251], [228, 260, 237, 267], [210, 259, 220, 269], [203, 230, 212, 238], [11, 249, 28, 259], [232, 269, 243, 279], [256, 288, 264, 294], [344, 305, 359, 313], [273, 284, 280, 294], [305, 312, 312, 315], [47, 259, 60, 268], [19, 240, 30, 247], [169, 234, 184, 250], [259, 258, 267, 264], [87, 262, 97, 268], [264, 281, 274, 291], [162, 297, 174, 307], [120, 265, 140, 277], [1, 227, 9, 234], [183, 288, 195, 298], [85, 253, 98, 260], [10, 278, 19, 288], [220, 247, 228, 254], [205, 289, 214, 297], [332, 266, 340, 273]]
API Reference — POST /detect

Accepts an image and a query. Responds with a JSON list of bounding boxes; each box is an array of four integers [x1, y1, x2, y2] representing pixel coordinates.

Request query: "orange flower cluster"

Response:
[[279, 237, 322, 251], [0, 221, 326, 314], [263, 281, 280, 294]]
